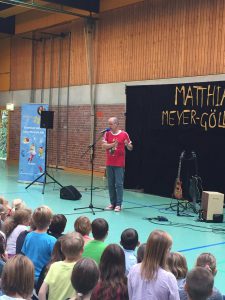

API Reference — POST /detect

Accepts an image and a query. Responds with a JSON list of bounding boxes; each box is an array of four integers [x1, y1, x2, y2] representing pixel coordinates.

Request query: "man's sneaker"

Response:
[[114, 206, 122, 212], [105, 204, 115, 210]]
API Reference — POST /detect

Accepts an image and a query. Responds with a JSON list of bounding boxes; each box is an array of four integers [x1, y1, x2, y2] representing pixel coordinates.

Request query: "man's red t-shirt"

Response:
[[103, 130, 131, 167]]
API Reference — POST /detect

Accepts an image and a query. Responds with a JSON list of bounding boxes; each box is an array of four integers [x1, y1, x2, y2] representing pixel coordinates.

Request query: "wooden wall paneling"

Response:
[[216, 0, 224, 72], [8, 0, 225, 90], [11, 37, 32, 90]]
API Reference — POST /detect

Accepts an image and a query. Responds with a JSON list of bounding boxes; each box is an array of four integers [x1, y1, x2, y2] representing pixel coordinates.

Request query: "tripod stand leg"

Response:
[[42, 174, 46, 194], [25, 173, 45, 190]]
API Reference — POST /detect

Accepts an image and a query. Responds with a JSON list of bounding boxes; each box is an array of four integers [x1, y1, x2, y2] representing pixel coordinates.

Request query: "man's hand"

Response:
[[125, 140, 133, 151]]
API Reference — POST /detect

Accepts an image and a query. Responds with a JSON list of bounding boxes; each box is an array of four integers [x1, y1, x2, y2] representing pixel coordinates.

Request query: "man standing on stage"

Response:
[[102, 117, 133, 212]]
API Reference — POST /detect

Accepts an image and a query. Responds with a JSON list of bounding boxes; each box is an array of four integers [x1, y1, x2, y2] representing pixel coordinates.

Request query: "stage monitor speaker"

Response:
[[201, 191, 224, 221], [60, 185, 82, 200], [40, 111, 54, 129]]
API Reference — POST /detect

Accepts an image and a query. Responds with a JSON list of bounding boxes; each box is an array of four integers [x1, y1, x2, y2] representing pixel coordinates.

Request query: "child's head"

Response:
[[14, 208, 32, 225], [48, 214, 67, 238], [32, 205, 53, 230], [137, 243, 147, 263], [3, 208, 32, 237], [167, 252, 188, 279], [120, 228, 139, 250], [185, 267, 214, 300], [1, 254, 34, 299], [91, 218, 108, 241], [71, 258, 99, 299], [99, 244, 126, 280], [11, 199, 26, 212], [141, 230, 172, 280], [195, 253, 217, 276], [74, 216, 92, 236], [61, 232, 84, 261]]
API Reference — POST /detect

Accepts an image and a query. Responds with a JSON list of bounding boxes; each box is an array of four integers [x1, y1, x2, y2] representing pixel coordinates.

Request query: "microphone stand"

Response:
[[74, 133, 105, 215]]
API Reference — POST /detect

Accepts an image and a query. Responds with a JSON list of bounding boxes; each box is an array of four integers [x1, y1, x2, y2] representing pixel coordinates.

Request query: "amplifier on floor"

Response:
[[60, 185, 82, 200]]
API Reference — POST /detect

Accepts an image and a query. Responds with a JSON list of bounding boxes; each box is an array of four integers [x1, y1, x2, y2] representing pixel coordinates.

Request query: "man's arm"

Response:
[[102, 140, 118, 150], [124, 140, 133, 151]]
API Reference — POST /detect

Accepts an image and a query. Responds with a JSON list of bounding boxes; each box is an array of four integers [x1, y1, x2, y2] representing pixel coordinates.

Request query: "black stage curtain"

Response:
[[124, 82, 225, 198]]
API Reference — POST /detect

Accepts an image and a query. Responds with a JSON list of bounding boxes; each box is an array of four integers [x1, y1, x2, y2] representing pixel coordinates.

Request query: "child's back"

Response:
[[39, 232, 84, 300], [21, 206, 56, 281], [120, 228, 139, 275], [22, 230, 56, 279]]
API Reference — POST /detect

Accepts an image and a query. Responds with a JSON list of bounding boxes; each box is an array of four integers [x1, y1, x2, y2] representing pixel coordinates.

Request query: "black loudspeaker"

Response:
[[60, 185, 82, 200], [40, 111, 54, 129]]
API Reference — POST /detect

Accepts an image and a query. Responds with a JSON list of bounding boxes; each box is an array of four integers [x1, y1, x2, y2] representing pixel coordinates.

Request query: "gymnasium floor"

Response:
[[1, 160, 225, 295]]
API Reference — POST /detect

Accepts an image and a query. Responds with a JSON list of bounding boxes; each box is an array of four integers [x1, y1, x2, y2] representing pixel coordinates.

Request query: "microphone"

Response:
[[100, 128, 110, 134]]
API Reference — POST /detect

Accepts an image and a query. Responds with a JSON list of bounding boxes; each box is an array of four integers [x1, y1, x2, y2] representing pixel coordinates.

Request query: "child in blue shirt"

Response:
[[22, 206, 56, 283], [120, 228, 139, 275]]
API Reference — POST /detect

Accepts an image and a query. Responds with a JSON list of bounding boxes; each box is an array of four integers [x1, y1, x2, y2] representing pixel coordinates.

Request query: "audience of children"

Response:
[[0, 196, 223, 300], [21, 206, 56, 283], [38, 232, 84, 300], [120, 228, 139, 275], [68, 258, 99, 300], [91, 244, 128, 300], [47, 214, 67, 239], [4, 208, 32, 257], [74, 216, 93, 245], [185, 267, 214, 300], [82, 218, 108, 264], [0, 254, 34, 300], [128, 229, 180, 300]]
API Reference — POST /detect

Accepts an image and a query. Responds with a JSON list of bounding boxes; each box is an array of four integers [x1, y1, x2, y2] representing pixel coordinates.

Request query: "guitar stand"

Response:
[[166, 198, 198, 216]]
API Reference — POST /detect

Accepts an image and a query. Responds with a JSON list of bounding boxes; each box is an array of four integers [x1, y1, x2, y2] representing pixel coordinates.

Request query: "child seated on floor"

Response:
[[0, 254, 34, 300], [82, 218, 108, 264], [91, 244, 128, 300], [21, 205, 56, 283], [74, 216, 93, 245], [68, 258, 99, 300], [137, 243, 146, 263], [120, 228, 139, 275], [47, 214, 67, 239], [4, 208, 32, 257], [167, 252, 188, 300], [38, 232, 84, 300], [195, 253, 223, 300], [185, 267, 214, 300]]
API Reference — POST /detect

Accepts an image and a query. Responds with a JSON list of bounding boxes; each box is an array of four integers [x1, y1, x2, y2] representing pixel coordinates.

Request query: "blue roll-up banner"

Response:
[[18, 104, 48, 183]]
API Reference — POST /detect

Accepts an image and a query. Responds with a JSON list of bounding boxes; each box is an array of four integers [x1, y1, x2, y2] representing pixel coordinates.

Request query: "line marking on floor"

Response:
[[178, 241, 225, 252]]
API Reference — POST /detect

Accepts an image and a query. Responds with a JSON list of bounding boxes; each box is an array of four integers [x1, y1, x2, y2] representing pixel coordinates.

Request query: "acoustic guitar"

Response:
[[173, 151, 185, 199]]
